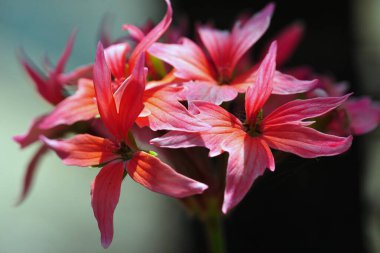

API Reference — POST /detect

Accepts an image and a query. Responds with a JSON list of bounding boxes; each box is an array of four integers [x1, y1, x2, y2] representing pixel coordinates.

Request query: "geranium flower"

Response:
[[151, 42, 352, 213], [42, 44, 208, 248]]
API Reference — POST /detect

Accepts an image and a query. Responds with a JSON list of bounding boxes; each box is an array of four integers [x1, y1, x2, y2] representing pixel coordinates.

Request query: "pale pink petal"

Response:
[[148, 39, 216, 82], [137, 85, 210, 131], [41, 134, 119, 167], [263, 94, 350, 126], [39, 79, 98, 129], [245, 42, 277, 125], [123, 24, 145, 41], [15, 145, 49, 205], [197, 26, 232, 78], [13, 114, 65, 148], [104, 43, 130, 81], [272, 71, 318, 95], [59, 64, 93, 85], [229, 3, 274, 72], [180, 81, 238, 105], [127, 151, 207, 198], [93, 43, 120, 140], [222, 133, 274, 213], [345, 97, 380, 135], [151, 101, 242, 156], [127, 0, 172, 71], [91, 161, 125, 248], [262, 123, 353, 158]]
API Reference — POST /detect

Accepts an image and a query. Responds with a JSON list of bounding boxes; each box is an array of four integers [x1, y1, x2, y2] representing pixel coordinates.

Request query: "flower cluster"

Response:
[[14, 0, 380, 248]]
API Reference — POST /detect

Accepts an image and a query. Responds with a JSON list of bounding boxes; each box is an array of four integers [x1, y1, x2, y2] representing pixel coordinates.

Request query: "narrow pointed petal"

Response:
[[137, 85, 211, 131], [39, 79, 98, 129], [91, 161, 125, 248], [123, 24, 145, 42], [151, 101, 242, 156], [55, 30, 77, 74], [41, 134, 119, 166], [117, 55, 146, 137], [13, 114, 64, 148], [59, 64, 93, 85], [245, 42, 277, 125], [272, 71, 318, 95], [15, 145, 49, 205], [127, 151, 207, 198], [222, 134, 274, 213], [127, 0, 172, 71], [263, 94, 350, 126], [93, 43, 120, 140], [262, 123, 352, 158], [180, 81, 238, 105], [148, 39, 215, 82], [229, 3, 274, 72], [104, 43, 130, 81]]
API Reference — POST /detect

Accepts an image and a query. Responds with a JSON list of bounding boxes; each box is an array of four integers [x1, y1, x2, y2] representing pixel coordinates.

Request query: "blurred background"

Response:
[[1, 0, 380, 252]]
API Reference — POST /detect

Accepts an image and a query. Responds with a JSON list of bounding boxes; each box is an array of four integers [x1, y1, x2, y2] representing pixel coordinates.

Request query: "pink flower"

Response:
[[42, 44, 207, 248], [148, 4, 317, 105], [151, 42, 352, 213]]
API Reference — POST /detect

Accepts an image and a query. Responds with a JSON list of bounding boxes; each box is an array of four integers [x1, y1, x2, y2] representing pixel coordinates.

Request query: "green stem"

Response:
[[203, 208, 226, 253]]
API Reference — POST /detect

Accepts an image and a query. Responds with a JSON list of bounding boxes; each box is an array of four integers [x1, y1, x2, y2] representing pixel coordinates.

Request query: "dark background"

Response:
[[174, 0, 367, 252]]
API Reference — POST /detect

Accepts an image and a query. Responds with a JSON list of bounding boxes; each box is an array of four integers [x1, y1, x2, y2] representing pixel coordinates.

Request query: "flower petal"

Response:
[[263, 94, 350, 126], [222, 134, 274, 213], [93, 43, 120, 140], [345, 97, 380, 135], [127, 0, 172, 71], [91, 161, 125, 248], [245, 41, 277, 125], [148, 39, 215, 82], [127, 151, 207, 198], [262, 123, 353, 158], [39, 79, 98, 129], [137, 85, 210, 131], [104, 43, 130, 82], [41, 134, 119, 167], [15, 145, 49, 205], [271, 71, 318, 95]]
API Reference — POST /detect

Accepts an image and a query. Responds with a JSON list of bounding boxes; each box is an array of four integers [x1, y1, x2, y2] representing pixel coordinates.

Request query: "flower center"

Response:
[[115, 142, 134, 160]]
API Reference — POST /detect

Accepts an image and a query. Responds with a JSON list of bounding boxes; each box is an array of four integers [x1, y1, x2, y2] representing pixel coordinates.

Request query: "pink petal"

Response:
[[127, 0, 173, 71], [55, 29, 77, 75], [151, 101, 242, 157], [263, 94, 350, 126], [41, 134, 119, 167], [91, 161, 125, 248], [180, 81, 238, 105], [104, 43, 130, 82], [15, 145, 49, 205], [13, 114, 65, 148], [123, 24, 145, 42], [229, 3, 274, 72], [59, 64, 93, 85], [345, 97, 380, 135], [148, 39, 216, 82], [262, 123, 353, 158], [222, 133, 274, 213], [137, 85, 211, 131], [271, 71, 318, 95], [245, 42, 277, 125], [127, 151, 207, 198], [115, 55, 146, 138], [39, 79, 98, 129], [93, 43, 120, 140]]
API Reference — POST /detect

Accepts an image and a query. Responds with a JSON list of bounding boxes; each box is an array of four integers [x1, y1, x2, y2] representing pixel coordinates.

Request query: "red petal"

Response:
[[137, 85, 210, 131], [127, 151, 207, 198], [39, 79, 98, 129], [148, 39, 215, 82], [262, 123, 352, 158], [222, 135, 274, 213], [55, 30, 77, 75], [91, 161, 125, 248], [245, 42, 277, 125], [15, 145, 49, 205], [93, 43, 120, 140], [263, 94, 350, 126], [41, 134, 119, 166], [127, 0, 173, 71], [104, 43, 130, 82]]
